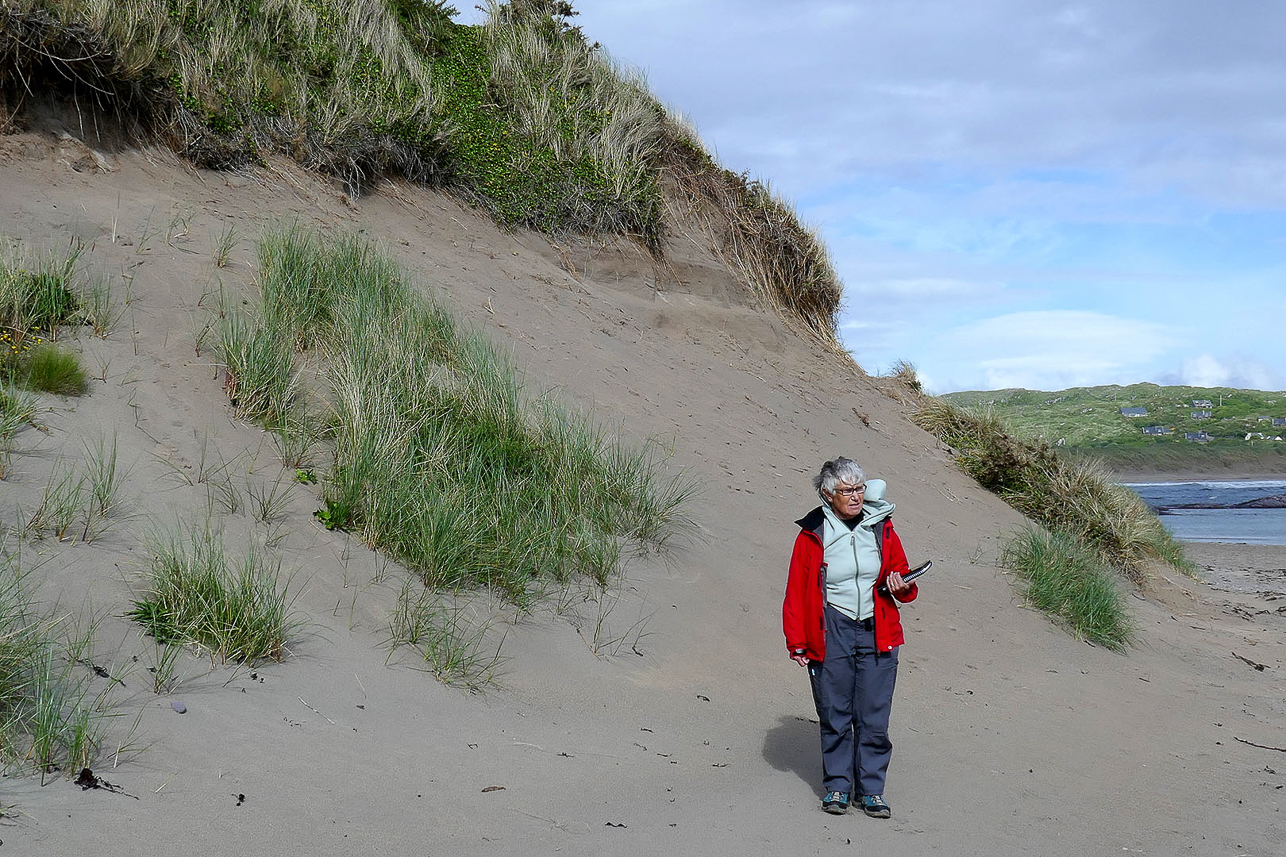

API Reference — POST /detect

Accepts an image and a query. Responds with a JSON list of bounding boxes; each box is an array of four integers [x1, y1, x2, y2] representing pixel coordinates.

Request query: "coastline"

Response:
[[1112, 467, 1286, 484]]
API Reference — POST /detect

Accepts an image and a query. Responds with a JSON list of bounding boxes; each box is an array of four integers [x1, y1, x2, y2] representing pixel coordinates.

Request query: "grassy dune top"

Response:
[[0, 0, 841, 339]]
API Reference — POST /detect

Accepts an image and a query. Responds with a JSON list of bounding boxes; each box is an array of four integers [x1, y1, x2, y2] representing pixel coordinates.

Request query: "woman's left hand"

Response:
[[885, 571, 911, 598]]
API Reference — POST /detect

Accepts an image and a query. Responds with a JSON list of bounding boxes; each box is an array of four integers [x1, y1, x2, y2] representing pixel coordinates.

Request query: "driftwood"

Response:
[[1234, 736, 1286, 753], [1232, 652, 1270, 671]]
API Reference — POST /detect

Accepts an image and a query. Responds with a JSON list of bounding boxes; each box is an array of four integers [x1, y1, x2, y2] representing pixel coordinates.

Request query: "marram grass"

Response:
[[219, 224, 694, 609], [0, 237, 114, 398], [1001, 526, 1134, 651], [129, 524, 298, 664], [0, 551, 111, 776]]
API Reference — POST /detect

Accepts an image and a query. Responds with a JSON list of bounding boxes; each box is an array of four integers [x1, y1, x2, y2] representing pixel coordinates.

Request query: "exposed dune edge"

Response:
[[3, 128, 1285, 856]]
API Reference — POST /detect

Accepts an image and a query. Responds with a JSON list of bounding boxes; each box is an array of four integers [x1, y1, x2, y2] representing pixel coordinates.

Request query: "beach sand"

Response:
[[2, 124, 1284, 856], [1185, 541, 1286, 596]]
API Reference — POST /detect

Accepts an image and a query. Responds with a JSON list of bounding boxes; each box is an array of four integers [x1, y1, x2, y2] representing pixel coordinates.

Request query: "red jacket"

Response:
[[782, 507, 917, 660]]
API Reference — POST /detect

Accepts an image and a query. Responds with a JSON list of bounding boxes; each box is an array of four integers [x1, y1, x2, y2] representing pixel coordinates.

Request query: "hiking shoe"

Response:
[[821, 791, 850, 814], [859, 794, 891, 818]]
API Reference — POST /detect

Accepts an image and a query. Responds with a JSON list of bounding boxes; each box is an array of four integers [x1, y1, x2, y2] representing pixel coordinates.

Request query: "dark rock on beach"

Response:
[[1232, 492, 1286, 509]]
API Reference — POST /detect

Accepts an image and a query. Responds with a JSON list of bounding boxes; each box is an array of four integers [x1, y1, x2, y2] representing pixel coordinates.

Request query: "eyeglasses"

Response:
[[831, 484, 865, 497]]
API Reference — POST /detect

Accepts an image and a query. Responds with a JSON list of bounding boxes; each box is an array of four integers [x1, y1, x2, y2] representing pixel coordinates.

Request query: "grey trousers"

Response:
[[808, 604, 899, 796]]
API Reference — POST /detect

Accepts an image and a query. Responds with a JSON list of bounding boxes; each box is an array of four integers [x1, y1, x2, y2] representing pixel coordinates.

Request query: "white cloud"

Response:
[[1175, 354, 1284, 391], [568, 1, 1286, 207]]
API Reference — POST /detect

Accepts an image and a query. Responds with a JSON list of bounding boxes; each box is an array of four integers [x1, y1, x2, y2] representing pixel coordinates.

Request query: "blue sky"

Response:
[[462, 1, 1286, 394]]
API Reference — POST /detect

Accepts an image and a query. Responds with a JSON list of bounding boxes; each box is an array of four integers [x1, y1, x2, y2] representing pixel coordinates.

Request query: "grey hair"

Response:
[[813, 457, 865, 497]]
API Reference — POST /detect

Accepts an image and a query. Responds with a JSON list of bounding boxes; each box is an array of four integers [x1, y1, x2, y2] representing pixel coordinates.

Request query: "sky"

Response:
[[459, 1, 1286, 394]]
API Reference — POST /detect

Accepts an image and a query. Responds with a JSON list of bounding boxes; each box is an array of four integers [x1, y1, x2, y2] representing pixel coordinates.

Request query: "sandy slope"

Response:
[[2, 123, 1284, 856]]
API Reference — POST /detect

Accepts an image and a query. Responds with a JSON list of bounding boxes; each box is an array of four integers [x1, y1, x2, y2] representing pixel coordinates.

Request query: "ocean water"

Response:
[[1125, 480, 1286, 546]]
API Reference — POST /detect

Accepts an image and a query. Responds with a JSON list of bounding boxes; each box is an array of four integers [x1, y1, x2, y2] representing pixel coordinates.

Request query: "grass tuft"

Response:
[[0, 383, 37, 475], [0, 242, 83, 334], [386, 580, 503, 689], [0, 238, 114, 398], [217, 308, 298, 424], [1000, 526, 1134, 651], [128, 524, 299, 664], [0, 550, 111, 776], [222, 224, 693, 615], [17, 344, 89, 395]]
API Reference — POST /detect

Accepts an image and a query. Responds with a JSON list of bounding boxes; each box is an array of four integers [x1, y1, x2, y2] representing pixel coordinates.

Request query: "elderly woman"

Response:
[[783, 457, 917, 817]]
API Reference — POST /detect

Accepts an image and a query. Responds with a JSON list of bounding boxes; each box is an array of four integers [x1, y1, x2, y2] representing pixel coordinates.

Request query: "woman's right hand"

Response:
[[791, 653, 809, 667]]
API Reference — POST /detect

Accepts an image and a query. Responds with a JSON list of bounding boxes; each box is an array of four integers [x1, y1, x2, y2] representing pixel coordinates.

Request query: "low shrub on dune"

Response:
[[914, 397, 1189, 584]]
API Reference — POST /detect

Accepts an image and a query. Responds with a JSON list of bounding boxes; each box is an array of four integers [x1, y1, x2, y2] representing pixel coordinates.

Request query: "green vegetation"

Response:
[[0, 242, 83, 332], [218, 225, 693, 615], [914, 392, 1196, 650], [0, 383, 35, 475], [0, 551, 111, 777], [1, 0, 658, 233], [23, 437, 123, 543], [1, 331, 90, 396], [1, 1, 841, 337], [944, 383, 1286, 472], [387, 581, 502, 689], [128, 523, 298, 664], [443, 3, 664, 236], [0, 239, 110, 397], [661, 125, 842, 342], [16, 344, 88, 395], [1000, 527, 1133, 651], [915, 398, 1188, 584]]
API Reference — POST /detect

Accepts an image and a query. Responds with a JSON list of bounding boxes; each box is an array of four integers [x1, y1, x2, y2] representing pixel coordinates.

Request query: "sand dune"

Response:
[[2, 124, 1284, 856]]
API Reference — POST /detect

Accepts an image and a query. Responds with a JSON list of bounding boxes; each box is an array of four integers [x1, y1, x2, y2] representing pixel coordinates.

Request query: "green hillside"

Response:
[[942, 383, 1286, 473]]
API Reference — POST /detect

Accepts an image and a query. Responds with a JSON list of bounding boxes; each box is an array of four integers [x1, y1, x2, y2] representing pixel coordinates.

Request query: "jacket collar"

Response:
[[797, 505, 887, 543], [795, 505, 827, 540]]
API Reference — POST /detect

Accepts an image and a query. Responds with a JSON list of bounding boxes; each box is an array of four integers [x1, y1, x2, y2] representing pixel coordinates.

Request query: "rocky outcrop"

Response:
[[1233, 492, 1286, 509]]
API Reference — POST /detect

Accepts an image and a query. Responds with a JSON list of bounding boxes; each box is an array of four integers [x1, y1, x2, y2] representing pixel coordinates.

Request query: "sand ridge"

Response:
[[1, 124, 1284, 856]]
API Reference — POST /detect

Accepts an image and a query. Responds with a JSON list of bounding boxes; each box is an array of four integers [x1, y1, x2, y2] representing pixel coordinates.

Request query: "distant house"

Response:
[[1120, 407, 1148, 418], [1275, 418, 1286, 427], [1185, 432, 1211, 443], [1192, 399, 1213, 408], [1259, 416, 1273, 422], [1190, 409, 1212, 419], [1142, 425, 1170, 436]]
